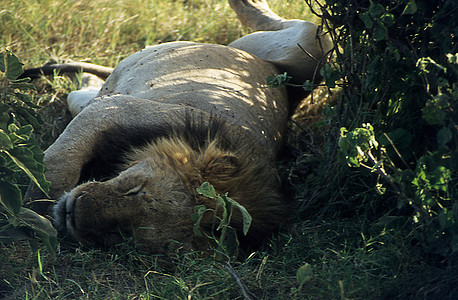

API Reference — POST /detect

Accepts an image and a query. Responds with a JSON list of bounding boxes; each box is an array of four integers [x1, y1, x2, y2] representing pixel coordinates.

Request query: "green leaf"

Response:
[[437, 127, 452, 146], [0, 180, 22, 216], [447, 53, 458, 64], [217, 195, 232, 231], [359, 12, 373, 29], [0, 130, 13, 150], [14, 124, 33, 141], [402, 0, 417, 15], [0, 226, 33, 244], [348, 156, 360, 167], [14, 92, 40, 109], [380, 13, 395, 27], [373, 23, 388, 41], [8, 125, 33, 144], [431, 166, 451, 192], [375, 183, 386, 195], [302, 80, 314, 92], [10, 82, 36, 92], [371, 159, 384, 172], [19, 208, 57, 259], [10, 77, 33, 84], [338, 124, 379, 168], [369, 3, 384, 18], [5, 50, 24, 80], [195, 182, 251, 255], [192, 205, 208, 236], [14, 106, 43, 129], [8, 132, 27, 145], [196, 181, 217, 199], [320, 64, 340, 88], [266, 72, 291, 88], [220, 226, 239, 258], [0, 161, 15, 178], [7, 123, 19, 133], [0, 106, 10, 131], [226, 196, 252, 235], [2, 149, 50, 197], [296, 263, 313, 285]]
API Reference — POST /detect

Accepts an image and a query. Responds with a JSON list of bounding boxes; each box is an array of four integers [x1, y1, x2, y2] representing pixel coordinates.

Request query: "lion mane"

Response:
[[53, 116, 287, 254]]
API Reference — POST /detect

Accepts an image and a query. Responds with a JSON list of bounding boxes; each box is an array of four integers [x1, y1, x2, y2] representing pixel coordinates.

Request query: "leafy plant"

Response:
[[267, 72, 292, 88], [292, 263, 314, 296], [267, 72, 315, 91], [304, 0, 457, 255], [192, 182, 252, 258], [0, 49, 57, 258]]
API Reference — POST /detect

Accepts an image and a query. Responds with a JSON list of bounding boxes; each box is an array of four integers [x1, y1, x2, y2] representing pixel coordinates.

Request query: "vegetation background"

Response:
[[1, 0, 457, 299]]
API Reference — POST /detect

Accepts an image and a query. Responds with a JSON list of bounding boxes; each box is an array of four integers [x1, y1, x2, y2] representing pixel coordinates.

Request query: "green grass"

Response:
[[3, 219, 454, 299], [0, 0, 319, 67], [1, 0, 457, 299]]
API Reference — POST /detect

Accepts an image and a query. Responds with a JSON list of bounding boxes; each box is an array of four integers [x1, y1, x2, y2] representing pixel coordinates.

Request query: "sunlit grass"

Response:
[[0, 0, 317, 67]]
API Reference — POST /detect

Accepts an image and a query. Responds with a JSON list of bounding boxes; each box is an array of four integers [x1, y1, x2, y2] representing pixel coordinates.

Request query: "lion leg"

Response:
[[67, 73, 104, 117], [228, 0, 332, 108], [228, 0, 285, 31], [229, 0, 332, 82]]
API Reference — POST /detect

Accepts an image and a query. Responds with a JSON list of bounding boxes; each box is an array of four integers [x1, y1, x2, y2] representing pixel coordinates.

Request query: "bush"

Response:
[[0, 49, 57, 257], [302, 0, 457, 255]]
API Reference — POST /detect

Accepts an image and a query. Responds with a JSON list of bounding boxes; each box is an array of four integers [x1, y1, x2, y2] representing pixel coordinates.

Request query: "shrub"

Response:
[[0, 49, 56, 257], [303, 0, 457, 255]]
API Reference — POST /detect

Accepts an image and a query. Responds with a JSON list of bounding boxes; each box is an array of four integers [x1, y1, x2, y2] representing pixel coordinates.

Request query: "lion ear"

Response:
[[205, 155, 240, 180]]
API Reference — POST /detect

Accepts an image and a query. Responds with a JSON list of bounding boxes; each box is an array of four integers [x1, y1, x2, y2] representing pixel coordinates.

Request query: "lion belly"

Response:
[[95, 42, 288, 155]]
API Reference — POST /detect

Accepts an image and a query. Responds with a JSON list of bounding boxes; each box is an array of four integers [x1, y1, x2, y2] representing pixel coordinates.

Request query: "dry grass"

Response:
[[0, 0, 318, 68]]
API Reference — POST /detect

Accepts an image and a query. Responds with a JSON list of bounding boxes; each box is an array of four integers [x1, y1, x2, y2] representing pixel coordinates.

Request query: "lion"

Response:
[[25, 0, 331, 254]]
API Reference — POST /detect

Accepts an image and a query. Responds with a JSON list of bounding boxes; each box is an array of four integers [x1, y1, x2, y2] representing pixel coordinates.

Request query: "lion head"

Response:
[[54, 159, 194, 253], [53, 118, 287, 254]]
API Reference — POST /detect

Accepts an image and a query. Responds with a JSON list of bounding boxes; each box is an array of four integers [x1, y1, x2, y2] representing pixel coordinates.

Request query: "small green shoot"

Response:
[[193, 182, 252, 258]]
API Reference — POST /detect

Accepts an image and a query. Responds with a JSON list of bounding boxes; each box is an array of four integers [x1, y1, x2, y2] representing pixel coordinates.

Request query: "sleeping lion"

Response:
[[25, 0, 331, 254]]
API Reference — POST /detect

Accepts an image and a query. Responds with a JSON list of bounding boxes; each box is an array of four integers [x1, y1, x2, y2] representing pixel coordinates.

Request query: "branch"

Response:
[[225, 262, 257, 300]]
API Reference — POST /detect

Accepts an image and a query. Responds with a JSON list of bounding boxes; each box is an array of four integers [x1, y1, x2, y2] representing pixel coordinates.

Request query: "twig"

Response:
[[383, 133, 411, 169], [225, 262, 257, 300], [297, 43, 319, 62]]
